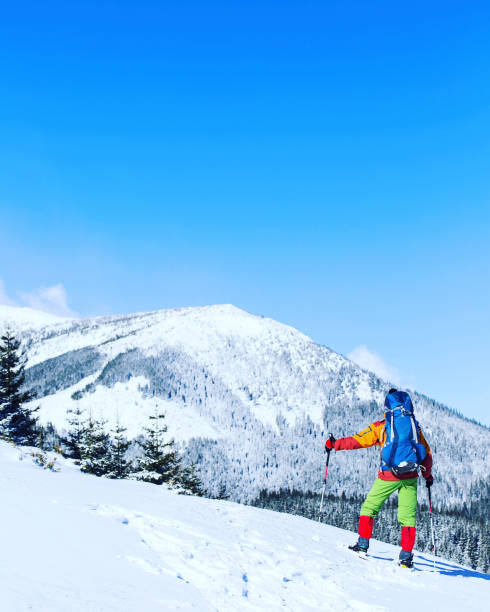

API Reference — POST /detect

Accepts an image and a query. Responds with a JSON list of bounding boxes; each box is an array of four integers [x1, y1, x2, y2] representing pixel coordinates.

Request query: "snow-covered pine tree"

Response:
[[79, 412, 111, 476], [476, 528, 489, 573], [178, 463, 203, 496], [108, 415, 131, 479], [63, 403, 88, 462], [134, 409, 180, 485], [462, 529, 479, 569], [0, 330, 38, 445], [38, 421, 60, 452]]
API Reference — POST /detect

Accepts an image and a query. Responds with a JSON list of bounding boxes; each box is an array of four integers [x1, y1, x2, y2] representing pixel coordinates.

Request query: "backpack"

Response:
[[380, 391, 427, 476]]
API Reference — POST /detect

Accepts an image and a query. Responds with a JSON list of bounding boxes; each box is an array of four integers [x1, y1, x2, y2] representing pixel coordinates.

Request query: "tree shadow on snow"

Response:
[[414, 555, 490, 580], [368, 551, 489, 580]]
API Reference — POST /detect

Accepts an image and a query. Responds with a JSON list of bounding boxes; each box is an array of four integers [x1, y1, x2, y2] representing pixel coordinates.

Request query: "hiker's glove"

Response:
[[425, 476, 434, 488], [325, 435, 336, 451]]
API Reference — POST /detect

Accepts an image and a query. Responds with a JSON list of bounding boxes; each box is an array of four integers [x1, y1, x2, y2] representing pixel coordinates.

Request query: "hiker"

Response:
[[325, 389, 433, 568]]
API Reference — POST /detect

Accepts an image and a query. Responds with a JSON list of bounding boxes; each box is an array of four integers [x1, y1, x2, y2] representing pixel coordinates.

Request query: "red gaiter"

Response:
[[401, 526, 417, 552], [358, 515, 374, 539]]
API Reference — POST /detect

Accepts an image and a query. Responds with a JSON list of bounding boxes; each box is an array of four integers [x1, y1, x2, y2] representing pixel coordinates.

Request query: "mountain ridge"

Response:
[[1, 303, 488, 507]]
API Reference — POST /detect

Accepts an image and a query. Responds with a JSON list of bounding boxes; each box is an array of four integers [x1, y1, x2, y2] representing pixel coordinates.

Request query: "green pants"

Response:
[[360, 478, 418, 527]]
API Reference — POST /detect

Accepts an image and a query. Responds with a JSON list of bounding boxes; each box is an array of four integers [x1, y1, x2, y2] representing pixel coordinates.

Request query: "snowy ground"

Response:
[[0, 441, 487, 612]]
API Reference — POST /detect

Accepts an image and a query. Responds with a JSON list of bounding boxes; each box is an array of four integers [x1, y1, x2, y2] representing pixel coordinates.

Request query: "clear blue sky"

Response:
[[1, 1, 489, 424]]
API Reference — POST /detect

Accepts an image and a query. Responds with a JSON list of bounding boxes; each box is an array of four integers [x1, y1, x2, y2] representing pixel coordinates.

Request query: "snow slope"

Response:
[[0, 440, 487, 612]]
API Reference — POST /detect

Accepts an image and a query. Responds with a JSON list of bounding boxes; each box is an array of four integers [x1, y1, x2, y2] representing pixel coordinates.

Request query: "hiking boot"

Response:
[[398, 551, 414, 568], [349, 536, 369, 554], [348, 542, 368, 554]]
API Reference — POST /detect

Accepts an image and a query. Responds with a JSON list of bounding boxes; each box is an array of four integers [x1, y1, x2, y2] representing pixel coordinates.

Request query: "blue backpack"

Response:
[[380, 391, 427, 476]]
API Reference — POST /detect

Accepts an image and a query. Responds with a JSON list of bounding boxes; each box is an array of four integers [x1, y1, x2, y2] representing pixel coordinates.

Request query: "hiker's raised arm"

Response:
[[328, 421, 384, 451]]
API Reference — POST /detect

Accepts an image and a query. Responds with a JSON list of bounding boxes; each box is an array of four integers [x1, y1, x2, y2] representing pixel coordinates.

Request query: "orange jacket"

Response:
[[334, 420, 433, 481]]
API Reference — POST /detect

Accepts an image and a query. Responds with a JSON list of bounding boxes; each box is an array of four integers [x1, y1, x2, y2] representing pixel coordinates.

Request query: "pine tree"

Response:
[[63, 403, 88, 462], [79, 413, 111, 476], [38, 421, 60, 452], [0, 330, 38, 445], [134, 409, 180, 485], [107, 415, 131, 479], [476, 529, 489, 573], [178, 463, 203, 496], [463, 530, 479, 569]]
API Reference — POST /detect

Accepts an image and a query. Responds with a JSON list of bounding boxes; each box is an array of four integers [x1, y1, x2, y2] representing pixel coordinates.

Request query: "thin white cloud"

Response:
[[0, 278, 17, 306], [348, 345, 402, 385], [20, 283, 78, 318]]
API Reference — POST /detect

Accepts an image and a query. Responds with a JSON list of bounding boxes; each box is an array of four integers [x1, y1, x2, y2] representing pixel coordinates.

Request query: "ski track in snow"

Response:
[[0, 442, 487, 612]]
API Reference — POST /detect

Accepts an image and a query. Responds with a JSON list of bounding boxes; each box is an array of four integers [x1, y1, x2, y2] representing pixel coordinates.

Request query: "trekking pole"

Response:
[[318, 434, 335, 522], [428, 486, 437, 571]]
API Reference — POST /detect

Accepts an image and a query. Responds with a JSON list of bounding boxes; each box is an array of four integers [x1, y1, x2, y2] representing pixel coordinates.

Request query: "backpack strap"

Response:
[[385, 409, 399, 467], [410, 415, 419, 444], [410, 417, 424, 465]]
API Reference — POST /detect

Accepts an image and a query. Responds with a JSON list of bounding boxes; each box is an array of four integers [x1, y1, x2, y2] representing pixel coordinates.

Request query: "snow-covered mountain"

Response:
[[2, 303, 489, 505], [1, 439, 487, 611], [0, 304, 70, 329]]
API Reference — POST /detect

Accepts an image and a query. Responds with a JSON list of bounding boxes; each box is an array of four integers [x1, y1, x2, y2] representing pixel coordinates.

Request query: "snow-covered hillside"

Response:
[[2, 303, 489, 505], [0, 304, 71, 329], [1, 440, 487, 612]]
